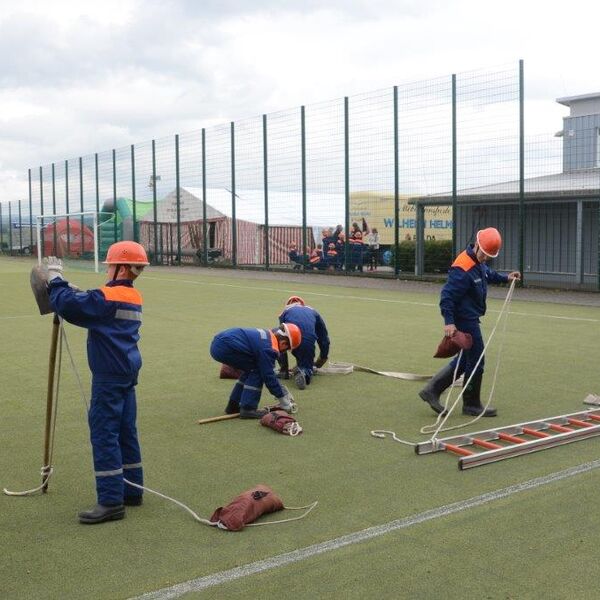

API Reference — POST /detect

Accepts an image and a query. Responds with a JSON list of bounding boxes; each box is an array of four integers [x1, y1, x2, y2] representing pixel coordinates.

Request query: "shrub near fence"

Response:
[[393, 240, 453, 273]]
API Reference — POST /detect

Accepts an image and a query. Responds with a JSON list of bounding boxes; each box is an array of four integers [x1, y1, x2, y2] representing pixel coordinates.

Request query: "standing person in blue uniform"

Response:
[[278, 296, 330, 390], [46, 241, 149, 524], [210, 323, 302, 418], [418, 228, 520, 417]]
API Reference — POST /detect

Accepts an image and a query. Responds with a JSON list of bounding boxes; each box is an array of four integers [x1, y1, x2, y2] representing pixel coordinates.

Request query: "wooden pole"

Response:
[[42, 314, 60, 493], [197, 413, 240, 425]]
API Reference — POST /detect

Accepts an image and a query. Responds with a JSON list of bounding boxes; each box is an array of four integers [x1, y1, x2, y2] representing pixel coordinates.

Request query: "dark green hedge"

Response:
[[392, 240, 453, 273]]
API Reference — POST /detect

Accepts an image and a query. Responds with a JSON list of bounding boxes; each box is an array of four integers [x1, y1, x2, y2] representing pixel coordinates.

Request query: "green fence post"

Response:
[[51, 162, 57, 253], [131, 144, 137, 242], [79, 156, 84, 255], [393, 86, 400, 276], [597, 169, 600, 291], [263, 114, 269, 270], [152, 139, 158, 264], [344, 96, 350, 272], [112, 149, 118, 243], [519, 59, 525, 285], [301, 105, 307, 271], [8, 202, 13, 254], [175, 134, 181, 265], [39, 166, 44, 255], [95, 153, 99, 214], [231, 121, 237, 267], [65, 159, 70, 256], [28, 168, 33, 255], [452, 74, 457, 258], [201, 129, 208, 266], [18, 199, 23, 254]]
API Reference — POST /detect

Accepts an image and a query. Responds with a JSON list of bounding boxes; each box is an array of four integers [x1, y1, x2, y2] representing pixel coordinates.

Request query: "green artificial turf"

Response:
[[1, 256, 599, 599]]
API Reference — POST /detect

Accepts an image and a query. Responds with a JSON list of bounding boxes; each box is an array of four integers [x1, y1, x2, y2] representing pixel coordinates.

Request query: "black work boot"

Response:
[[78, 504, 125, 524], [239, 407, 269, 419], [462, 372, 497, 417], [294, 370, 307, 390], [418, 363, 457, 415], [124, 496, 143, 506], [225, 399, 240, 414]]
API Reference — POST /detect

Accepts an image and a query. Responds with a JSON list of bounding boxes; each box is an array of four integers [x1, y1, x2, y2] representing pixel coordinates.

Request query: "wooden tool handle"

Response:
[[197, 413, 240, 425]]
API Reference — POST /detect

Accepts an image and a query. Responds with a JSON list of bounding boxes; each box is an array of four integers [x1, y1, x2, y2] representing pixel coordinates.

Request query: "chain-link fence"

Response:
[[1, 60, 599, 289]]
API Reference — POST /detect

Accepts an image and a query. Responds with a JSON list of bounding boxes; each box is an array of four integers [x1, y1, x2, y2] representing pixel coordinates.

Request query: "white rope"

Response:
[[3, 466, 54, 496], [371, 279, 516, 448], [124, 479, 216, 526]]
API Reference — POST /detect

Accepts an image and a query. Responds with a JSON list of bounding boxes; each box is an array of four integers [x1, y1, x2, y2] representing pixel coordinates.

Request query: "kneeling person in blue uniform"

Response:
[[210, 323, 302, 418], [47, 241, 149, 524], [418, 228, 520, 417], [278, 296, 330, 390]]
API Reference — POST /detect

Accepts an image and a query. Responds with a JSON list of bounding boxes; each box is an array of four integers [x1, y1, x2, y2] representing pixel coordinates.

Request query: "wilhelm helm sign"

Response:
[[349, 191, 452, 244]]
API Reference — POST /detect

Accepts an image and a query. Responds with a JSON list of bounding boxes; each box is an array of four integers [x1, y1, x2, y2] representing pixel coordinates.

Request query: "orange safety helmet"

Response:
[[476, 228, 502, 258], [104, 241, 150, 266], [280, 323, 302, 350], [286, 295, 305, 306]]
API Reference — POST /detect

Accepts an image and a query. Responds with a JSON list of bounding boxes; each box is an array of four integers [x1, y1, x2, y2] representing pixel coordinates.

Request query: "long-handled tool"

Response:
[[197, 413, 240, 425], [4, 266, 61, 496], [41, 313, 60, 492]]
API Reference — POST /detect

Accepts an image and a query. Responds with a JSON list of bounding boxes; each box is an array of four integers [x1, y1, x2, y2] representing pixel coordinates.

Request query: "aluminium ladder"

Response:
[[415, 409, 600, 470]]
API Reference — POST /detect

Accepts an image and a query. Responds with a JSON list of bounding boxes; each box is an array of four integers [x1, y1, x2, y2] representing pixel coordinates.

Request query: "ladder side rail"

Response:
[[459, 423, 600, 470]]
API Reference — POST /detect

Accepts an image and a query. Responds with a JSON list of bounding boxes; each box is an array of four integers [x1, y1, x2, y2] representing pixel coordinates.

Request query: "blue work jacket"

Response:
[[49, 278, 143, 378], [279, 305, 330, 358], [440, 245, 508, 325]]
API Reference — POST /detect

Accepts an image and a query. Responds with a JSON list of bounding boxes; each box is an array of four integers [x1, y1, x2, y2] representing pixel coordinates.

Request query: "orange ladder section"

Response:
[[415, 409, 600, 470]]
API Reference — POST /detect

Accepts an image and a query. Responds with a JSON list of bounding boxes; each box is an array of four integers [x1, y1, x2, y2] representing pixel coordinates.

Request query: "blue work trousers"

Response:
[[89, 376, 143, 506], [292, 338, 316, 383]]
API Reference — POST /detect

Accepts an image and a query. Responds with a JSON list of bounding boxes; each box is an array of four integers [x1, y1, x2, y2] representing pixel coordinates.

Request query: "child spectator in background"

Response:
[[326, 242, 338, 271], [289, 243, 303, 270], [366, 227, 380, 271], [308, 244, 326, 270]]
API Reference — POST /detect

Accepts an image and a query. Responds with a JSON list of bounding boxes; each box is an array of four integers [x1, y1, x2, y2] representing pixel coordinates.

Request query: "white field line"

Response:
[[132, 459, 600, 600], [143, 276, 600, 323]]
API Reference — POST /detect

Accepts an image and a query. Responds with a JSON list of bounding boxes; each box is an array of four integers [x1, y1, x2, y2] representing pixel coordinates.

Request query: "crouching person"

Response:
[[418, 228, 520, 417], [46, 241, 149, 524], [278, 296, 330, 390], [210, 323, 302, 418]]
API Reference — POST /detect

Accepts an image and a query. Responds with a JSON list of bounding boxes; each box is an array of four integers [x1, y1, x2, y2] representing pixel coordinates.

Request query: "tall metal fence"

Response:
[[1, 60, 599, 290]]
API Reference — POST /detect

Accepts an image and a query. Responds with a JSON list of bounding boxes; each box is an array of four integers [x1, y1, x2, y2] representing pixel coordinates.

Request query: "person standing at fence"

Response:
[[366, 227, 380, 271], [418, 227, 520, 417], [46, 241, 150, 524]]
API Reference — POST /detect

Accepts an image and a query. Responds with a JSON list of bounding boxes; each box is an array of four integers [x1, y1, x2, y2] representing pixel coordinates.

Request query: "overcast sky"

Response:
[[1, 0, 598, 202]]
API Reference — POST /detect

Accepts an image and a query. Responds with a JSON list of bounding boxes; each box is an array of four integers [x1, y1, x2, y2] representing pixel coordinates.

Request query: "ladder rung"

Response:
[[589, 414, 600, 422], [568, 418, 594, 428], [522, 427, 551, 438], [498, 432, 526, 444], [443, 443, 474, 457], [472, 438, 503, 450], [549, 423, 573, 433]]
